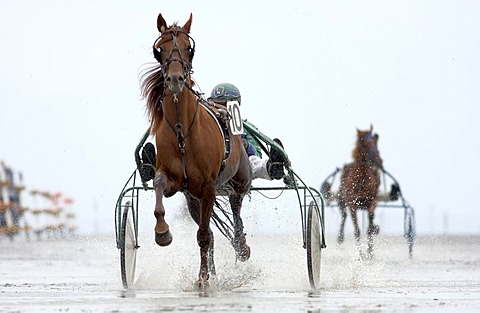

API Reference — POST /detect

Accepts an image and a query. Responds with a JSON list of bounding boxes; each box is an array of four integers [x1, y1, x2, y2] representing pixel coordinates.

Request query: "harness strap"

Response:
[[174, 122, 188, 191], [160, 88, 230, 191], [198, 101, 231, 166], [161, 93, 199, 191], [154, 28, 228, 191]]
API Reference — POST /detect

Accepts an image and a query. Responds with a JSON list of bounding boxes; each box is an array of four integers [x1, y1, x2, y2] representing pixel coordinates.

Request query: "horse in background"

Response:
[[337, 125, 383, 255], [140, 13, 252, 291]]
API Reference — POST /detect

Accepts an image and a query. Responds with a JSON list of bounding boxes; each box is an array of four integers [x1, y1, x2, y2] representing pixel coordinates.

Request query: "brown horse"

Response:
[[337, 125, 383, 254], [140, 13, 253, 290]]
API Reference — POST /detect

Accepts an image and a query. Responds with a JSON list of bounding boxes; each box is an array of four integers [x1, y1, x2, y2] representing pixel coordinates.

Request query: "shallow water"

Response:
[[0, 229, 479, 312]]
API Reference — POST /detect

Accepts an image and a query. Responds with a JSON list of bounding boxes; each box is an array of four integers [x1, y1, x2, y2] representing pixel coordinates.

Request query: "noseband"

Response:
[[152, 27, 196, 80]]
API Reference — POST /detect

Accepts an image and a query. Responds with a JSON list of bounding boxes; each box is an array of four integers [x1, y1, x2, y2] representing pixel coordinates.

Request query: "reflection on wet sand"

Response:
[[0, 234, 479, 312]]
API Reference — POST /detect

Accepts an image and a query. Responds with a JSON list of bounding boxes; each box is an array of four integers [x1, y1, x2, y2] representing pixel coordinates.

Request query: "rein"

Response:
[[161, 93, 200, 190], [151, 27, 198, 191], [152, 27, 233, 191], [152, 27, 195, 81]]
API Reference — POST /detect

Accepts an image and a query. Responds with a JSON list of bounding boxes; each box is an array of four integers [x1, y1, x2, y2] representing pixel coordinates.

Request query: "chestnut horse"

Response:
[[140, 13, 252, 290], [337, 125, 383, 255]]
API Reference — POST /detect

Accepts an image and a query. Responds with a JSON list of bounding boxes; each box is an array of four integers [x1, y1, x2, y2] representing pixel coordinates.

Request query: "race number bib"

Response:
[[227, 100, 244, 135]]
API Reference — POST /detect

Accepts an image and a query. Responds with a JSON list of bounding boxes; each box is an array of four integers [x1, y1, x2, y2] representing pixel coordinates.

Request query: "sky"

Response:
[[1, 0, 479, 236]]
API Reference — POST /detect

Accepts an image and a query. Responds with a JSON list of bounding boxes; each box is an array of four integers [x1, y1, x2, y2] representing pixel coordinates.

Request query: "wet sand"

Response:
[[0, 230, 479, 312]]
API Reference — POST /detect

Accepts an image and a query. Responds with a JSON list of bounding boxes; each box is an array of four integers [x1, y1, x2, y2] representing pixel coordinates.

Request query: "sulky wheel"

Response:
[[404, 207, 416, 259], [120, 201, 138, 289], [306, 200, 322, 289]]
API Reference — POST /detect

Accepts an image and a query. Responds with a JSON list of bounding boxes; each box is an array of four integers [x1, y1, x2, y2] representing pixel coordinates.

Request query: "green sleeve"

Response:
[[244, 122, 262, 158]]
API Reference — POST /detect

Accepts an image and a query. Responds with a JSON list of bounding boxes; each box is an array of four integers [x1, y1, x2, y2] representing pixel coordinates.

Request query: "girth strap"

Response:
[[160, 87, 232, 192]]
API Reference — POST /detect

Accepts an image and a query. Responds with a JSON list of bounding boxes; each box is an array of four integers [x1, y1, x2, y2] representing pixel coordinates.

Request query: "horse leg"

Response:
[[153, 173, 173, 246], [230, 194, 250, 262], [366, 202, 379, 256], [185, 194, 216, 277], [337, 203, 347, 244], [367, 202, 380, 237], [350, 207, 361, 243], [196, 191, 215, 290]]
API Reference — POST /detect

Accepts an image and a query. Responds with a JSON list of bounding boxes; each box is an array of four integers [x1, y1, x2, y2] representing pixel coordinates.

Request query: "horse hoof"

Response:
[[236, 244, 251, 262], [369, 225, 380, 236], [337, 234, 344, 245], [361, 250, 374, 261], [195, 278, 210, 292], [155, 229, 172, 246]]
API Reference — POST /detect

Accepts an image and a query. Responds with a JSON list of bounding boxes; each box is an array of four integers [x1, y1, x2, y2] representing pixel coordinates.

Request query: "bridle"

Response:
[[362, 133, 380, 166], [151, 26, 199, 191], [152, 26, 196, 81], [150, 29, 232, 190]]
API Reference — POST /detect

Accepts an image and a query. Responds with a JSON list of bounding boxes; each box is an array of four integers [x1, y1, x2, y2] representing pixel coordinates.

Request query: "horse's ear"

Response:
[[182, 13, 193, 33], [370, 124, 373, 133], [157, 13, 168, 33]]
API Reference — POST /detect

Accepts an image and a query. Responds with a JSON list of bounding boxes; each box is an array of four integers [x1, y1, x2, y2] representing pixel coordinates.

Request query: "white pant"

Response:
[[249, 155, 272, 180]]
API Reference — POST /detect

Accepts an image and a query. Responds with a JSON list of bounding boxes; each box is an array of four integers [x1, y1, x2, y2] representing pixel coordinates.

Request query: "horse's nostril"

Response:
[[166, 74, 184, 84]]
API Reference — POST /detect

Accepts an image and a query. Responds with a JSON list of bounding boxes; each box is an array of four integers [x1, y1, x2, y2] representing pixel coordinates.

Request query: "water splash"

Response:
[[328, 240, 386, 290], [176, 261, 263, 292]]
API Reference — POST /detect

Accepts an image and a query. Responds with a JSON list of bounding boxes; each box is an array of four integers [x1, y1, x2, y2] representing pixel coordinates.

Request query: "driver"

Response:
[[208, 83, 287, 181]]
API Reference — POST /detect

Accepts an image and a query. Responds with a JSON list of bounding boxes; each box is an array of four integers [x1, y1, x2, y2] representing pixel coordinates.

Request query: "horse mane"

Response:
[[140, 64, 164, 134]]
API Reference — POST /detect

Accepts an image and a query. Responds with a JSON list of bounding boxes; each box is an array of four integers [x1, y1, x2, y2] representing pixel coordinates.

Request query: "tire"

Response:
[[405, 208, 415, 258], [306, 200, 322, 289], [120, 201, 138, 289]]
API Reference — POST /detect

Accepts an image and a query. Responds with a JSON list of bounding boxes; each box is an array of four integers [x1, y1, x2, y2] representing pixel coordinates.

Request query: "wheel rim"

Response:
[[307, 201, 322, 289], [121, 203, 137, 289]]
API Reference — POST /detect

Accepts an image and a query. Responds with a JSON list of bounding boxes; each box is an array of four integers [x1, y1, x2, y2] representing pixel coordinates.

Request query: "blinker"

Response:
[[151, 31, 195, 65], [153, 46, 163, 63]]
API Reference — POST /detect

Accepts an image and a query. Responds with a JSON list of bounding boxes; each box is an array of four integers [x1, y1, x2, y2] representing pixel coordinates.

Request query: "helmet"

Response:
[[208, 83, 241, 104]]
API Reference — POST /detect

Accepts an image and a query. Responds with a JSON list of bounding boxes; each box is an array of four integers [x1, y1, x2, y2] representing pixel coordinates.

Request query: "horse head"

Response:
[[153, 13, 195, 94], [355, 124, 383, 169]]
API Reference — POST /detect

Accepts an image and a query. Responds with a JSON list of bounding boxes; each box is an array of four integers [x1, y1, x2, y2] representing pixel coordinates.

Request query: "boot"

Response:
[[140, 142, 156, 182], [267, 138, 286, 180], [390, 183, 401, 201]]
